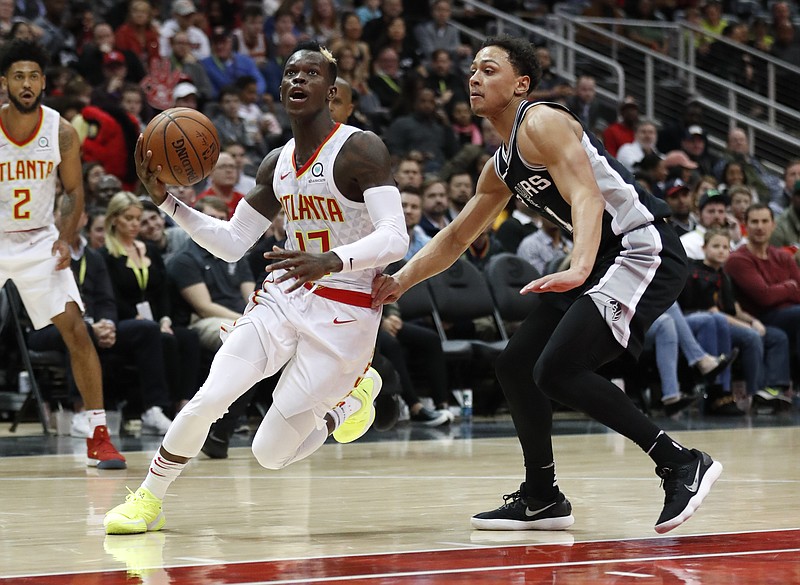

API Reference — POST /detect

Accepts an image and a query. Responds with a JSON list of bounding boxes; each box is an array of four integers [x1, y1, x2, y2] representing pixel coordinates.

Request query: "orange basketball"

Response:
[[141, 108, 220, 186]]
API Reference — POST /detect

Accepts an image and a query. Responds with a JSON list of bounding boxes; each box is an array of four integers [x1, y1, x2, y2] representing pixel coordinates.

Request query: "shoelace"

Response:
[[657, 466, 690, 501], [124, 487, 139, 504], [500, 489, 524, 509]]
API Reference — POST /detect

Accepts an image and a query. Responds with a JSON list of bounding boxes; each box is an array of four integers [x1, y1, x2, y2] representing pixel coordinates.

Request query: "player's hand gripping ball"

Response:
[[141, 107, 220, 186]]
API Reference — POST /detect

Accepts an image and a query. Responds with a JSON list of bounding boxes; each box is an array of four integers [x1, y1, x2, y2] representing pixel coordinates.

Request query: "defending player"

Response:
[[104, 41, 408, 535], [0, 40, 125, 469], [373, 36, 722, 534]]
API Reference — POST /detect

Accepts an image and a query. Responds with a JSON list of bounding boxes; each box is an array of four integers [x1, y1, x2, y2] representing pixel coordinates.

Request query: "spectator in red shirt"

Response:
[[114, 0, 160, 69], [725, 203, 800, 380], [196, 152, 245, 218], [602, 96, 639, 158]]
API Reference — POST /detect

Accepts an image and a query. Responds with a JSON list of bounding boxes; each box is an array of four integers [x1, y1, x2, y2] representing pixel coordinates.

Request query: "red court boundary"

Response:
[[3, 529, 799, 584]]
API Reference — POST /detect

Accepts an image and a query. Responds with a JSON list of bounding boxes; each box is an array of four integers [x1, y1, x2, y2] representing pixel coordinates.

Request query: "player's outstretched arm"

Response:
[[372, 158, 511, 306], [154, 149, 281, 262]]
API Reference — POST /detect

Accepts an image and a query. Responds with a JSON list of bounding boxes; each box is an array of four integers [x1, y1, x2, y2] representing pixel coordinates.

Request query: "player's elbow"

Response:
[[385, 230, 409, 264]]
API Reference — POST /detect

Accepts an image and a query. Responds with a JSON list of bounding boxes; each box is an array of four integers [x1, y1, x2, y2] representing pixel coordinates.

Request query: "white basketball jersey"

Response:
[[0, 105, 62, 232], [274, 123, 377, 294]]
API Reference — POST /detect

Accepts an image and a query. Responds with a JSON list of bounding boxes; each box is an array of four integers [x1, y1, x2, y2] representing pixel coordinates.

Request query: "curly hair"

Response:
[[0, 39, 49, 76]]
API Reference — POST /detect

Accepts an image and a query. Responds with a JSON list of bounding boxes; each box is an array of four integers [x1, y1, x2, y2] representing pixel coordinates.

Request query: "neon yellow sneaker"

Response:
[[104, 487, 166, 535], [103, 531, 166, 578], [332, 367, 382, 444]]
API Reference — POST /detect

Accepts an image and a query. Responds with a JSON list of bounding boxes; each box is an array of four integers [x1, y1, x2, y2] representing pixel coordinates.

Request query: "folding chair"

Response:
[[483, 253, 541, 336], [395, 280, 473, 361], [2, 282, 59, 434], [426, 258, 508, 358]]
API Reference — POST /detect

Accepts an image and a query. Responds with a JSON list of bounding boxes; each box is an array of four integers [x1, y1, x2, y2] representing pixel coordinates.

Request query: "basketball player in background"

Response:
[[373, 36, 722, 534], [104, 41, 408, 535], [0, 40, 126, 469]]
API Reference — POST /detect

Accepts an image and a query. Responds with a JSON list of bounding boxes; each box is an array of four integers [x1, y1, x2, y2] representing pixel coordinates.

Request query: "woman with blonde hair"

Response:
[[102, 192, 202, 418]]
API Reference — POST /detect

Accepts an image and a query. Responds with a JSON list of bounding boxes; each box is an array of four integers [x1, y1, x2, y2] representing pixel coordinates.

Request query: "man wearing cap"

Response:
[[681, 125, 718, 177], [658, 99, 704, 153], [159, 0, 210, 61], [663, 150, 699, 185], [172, 81, 200, 109], [664, 179, 697, 237], [602, 96, 639, 158], [680, 189, 732, 259], [201, 26, 266, 100]]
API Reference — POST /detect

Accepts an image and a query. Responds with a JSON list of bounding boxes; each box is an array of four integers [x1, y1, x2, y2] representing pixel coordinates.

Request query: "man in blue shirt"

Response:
[[201, 27, 265, 100]]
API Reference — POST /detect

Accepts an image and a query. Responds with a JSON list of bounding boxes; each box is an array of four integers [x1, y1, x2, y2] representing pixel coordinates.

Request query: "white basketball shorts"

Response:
[[0, 225, 84, 329]]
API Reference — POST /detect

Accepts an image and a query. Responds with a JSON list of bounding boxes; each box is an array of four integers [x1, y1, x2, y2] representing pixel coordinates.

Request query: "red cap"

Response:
[[103, 51, 126, 66]]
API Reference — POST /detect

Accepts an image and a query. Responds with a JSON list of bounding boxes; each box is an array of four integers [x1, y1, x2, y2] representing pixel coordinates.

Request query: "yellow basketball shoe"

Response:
[[104, 487, 166, 535], [332, 368, 382, 444]]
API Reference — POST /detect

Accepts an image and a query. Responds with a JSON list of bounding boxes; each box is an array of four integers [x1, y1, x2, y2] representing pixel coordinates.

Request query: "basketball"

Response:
[[141, 108, 220, 186]]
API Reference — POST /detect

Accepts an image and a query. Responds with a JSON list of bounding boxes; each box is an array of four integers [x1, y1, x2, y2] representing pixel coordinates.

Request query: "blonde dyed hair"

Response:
[[104, 191, 142, 258]]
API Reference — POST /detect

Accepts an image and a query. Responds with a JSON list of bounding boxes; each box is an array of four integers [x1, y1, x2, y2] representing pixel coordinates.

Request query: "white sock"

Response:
[[87, 409, 106, 435], [142, 453, 186, 499], [327, 394, 364, 430]]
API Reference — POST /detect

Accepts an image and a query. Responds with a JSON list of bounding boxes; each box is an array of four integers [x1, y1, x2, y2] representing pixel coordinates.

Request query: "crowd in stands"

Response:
[[7, 0, 800, 436]]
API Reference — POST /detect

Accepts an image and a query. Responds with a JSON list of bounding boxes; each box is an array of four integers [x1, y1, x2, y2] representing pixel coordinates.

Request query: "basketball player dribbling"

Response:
[[0, 40, 125, 469], [372, 36, 722, 534], [104, 41, 408, 535]]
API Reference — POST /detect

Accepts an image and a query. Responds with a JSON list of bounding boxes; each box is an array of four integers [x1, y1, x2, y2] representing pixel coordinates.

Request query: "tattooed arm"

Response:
[[54, 119, 86, 269]]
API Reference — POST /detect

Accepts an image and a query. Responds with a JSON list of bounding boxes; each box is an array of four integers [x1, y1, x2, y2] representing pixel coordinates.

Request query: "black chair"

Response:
[[483, 253, 541, 337], [395, 280, 473, 362], [426, 258, 508, 358], [1, 282, 63, 434]]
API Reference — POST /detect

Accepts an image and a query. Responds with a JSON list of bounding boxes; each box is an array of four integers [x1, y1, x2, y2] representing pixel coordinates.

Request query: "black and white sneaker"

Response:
[[471, 484, 575, 531], [410, 406, 450, 427], [654, 449, 722, 534]]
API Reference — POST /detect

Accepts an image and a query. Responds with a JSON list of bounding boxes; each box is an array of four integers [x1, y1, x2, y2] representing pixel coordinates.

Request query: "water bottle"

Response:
[[461, 389, 473, 420], [18, 371, 31, 394]]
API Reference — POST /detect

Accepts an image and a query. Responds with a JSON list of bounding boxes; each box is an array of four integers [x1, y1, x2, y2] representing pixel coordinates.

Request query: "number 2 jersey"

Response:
[[273, 122, 377, 294], [0, 105, 61, 232]]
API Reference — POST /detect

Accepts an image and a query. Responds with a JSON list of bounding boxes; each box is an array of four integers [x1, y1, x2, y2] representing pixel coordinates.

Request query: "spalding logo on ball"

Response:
[[142, 108, 220, 186]]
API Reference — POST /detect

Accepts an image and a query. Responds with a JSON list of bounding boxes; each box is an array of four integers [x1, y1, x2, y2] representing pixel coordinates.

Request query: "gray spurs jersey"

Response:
[[492, 101, 671, 250]]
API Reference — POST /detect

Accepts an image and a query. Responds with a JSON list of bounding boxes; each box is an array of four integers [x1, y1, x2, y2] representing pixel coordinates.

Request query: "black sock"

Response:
[[645, 431, 695, 467], [524, 462, 559, 502]]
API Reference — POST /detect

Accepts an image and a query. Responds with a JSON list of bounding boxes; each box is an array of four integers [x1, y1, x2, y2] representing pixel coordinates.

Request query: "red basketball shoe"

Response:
[[87, 425, 127, 469]]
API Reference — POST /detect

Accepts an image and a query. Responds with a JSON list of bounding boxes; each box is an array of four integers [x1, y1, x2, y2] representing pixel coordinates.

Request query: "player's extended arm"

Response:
[[56, 120, 86, 268], [373, 158, 511, 304], [517, 108, 604, 294], [155, 149, 282, 262]]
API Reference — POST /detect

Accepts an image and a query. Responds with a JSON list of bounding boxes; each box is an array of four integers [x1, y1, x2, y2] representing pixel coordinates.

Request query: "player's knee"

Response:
[[251, 438, 291, 470], [532, 355, 563, 399], [496, 345, 525, 387]]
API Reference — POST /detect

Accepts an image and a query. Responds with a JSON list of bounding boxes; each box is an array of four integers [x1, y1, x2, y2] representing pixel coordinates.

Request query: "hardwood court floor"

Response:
[[0, 416, 798, 584]]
